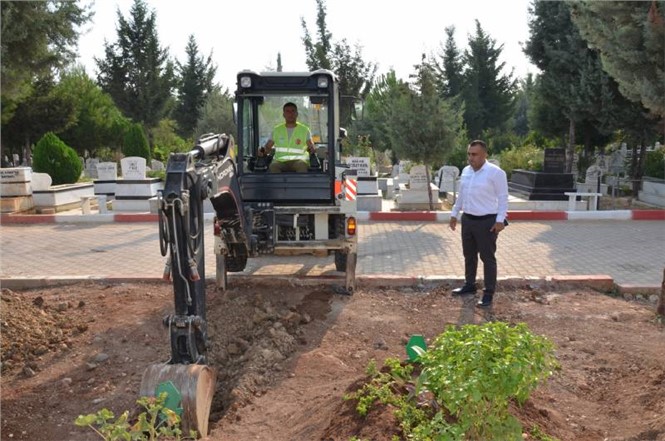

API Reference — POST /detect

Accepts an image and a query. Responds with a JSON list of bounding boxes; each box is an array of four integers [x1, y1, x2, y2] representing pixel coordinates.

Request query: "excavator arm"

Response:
[[140, 133, 248, 437]]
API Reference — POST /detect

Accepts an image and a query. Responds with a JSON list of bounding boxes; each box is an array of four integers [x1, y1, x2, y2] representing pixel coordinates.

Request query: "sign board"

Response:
[[346, 157, 371, 177]]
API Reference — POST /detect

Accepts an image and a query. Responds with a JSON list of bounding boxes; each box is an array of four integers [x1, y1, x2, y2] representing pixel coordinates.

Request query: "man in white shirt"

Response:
[[449, 140, 509, 308]]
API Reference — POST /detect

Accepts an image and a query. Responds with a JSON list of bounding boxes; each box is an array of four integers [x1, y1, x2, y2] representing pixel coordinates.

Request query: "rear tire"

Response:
[[334, 250, 347, 272], [226, 245, 248, 272]]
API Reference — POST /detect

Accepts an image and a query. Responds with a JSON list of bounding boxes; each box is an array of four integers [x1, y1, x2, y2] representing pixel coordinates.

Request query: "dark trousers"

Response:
[[461, 214, 498, 292]]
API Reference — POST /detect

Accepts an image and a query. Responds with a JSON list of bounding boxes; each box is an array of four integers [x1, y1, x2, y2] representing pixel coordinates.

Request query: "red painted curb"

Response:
[[0, 214, 56, 224], [114, 213, 158, 222], [369, 211, 437, 221], [507, 211, 568, 220], [631, 210, 665, 220]]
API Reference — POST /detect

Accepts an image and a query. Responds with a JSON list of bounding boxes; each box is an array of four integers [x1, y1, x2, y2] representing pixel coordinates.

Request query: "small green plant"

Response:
[[32, 132, 83, 185], [530, 424, 561, 441], [345, 322, 559, 441], [500, 144, 544, 178], [74, 392, 197, 441]]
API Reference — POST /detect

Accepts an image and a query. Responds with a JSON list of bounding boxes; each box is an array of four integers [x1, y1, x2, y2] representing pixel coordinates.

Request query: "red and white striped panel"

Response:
[[344, 178, 357, 201]]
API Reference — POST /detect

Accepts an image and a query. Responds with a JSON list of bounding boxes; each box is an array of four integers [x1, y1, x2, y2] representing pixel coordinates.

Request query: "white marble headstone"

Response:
[[121, 157, 147, 180], [31, 172, 52, 191], [409, 165, 428, 190], [96, 162, 118, 181]]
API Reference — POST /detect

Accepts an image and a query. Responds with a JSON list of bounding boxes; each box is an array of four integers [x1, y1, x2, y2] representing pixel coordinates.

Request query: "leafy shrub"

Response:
[[346, 322, 559, 441], [445, 145, 469, 171], [500, 144, 544, 178], [644, 147, 665, 179], [152, 119, 190, 162], [74, 392, 197, 440], [32, 132, 83, 185], [123, 123, 151, 161]]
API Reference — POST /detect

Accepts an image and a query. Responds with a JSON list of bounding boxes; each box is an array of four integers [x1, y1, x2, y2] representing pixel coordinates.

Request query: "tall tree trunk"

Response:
[[657, 267, 665, 317], [566, 118, 576, 173], [426, 167, 434, 211]]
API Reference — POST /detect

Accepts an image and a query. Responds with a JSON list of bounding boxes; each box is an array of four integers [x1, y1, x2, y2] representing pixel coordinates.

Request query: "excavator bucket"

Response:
[[139, 363, 216, 438]]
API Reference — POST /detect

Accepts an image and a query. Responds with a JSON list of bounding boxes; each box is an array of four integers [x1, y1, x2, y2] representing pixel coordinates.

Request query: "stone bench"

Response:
[[564, 192, 602, 211]]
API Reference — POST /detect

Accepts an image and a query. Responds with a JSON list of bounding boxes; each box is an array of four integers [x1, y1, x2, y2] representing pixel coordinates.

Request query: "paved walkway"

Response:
[[1, 219, 663, 287]]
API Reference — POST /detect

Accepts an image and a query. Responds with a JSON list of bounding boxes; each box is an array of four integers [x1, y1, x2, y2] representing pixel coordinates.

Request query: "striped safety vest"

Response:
[[272, 122, 310, 163]]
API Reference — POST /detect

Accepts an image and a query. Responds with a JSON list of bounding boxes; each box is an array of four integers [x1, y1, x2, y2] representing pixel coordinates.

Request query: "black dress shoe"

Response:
[[476, 293, 494, 308], [452, 285, 477, 295]]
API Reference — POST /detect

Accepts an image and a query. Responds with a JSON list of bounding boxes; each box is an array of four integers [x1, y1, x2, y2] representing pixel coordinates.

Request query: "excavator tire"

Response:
[[226, 245, 248, 272], [334, 250, 347, 272], [139, 363, 216, 437]]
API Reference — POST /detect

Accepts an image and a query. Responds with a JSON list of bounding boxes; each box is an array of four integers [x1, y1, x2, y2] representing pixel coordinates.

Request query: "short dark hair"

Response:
[[469, 139, 487, 151], [283, 102, 298, 111]]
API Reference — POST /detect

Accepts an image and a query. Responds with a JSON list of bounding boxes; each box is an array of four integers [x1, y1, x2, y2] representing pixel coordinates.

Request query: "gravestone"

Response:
[[12, 154, 20, 166], [543, 148, 565, 173], [396, 165, 441, 210], [576, 164, 608, 194], [85, 158, 100, 179], [150, 159, 165, 172], [94, 162, 118, 199], [509, 147, 574, 200], [121, 157, 147, 180], [0, 167, 36, 213], [114, 156, 162, 212], [347, 156, 381, 211], [31, 173, 52, 191], [96, 162, 118, 181], [435, 165, 460, 202]]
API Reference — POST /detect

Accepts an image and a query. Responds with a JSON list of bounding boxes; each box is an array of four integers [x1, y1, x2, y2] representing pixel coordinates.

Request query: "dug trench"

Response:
[[1, 280, 664, 441]]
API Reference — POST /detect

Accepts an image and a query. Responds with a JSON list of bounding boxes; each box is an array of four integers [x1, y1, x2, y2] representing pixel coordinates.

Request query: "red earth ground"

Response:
[[1, 280, 664, 441]]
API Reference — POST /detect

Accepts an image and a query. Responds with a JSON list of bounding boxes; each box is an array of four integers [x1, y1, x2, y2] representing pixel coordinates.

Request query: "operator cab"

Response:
[[235, 70, 344, 205]]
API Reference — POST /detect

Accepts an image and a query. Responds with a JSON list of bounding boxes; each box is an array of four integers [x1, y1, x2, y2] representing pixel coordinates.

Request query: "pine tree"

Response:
[[569, 1, 664, 122], [173, 35, 216, 139], [434, 26, 464, 99], [96, 0, 174, 134], [461, 21, 516, 139]]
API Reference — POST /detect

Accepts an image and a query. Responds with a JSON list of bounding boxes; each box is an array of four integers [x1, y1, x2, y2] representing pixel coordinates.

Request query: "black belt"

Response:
[[463, 213, 496, 220]]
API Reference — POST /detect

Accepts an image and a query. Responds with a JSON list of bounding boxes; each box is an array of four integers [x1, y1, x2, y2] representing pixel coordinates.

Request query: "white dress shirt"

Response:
[[450, 161, 509, 223]]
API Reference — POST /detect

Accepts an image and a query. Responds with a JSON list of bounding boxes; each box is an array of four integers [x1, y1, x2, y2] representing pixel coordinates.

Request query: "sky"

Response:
[[76, 0, 538, 90]]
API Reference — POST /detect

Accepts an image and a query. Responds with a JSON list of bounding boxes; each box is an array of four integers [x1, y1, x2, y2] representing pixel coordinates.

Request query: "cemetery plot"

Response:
[[1, 281, 663, 441]]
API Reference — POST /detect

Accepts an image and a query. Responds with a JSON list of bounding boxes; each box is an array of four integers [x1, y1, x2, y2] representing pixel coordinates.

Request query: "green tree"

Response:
[[194, 86, 237, 140], [569, 1, 664, 127], [32, 132, 82, 185], [1, 75, 77, 165], [0, 0, 91, 124], [96, 0, 174, 138], [301, 0, 377, 127], [173, 35, 216, 139], [393, 56, 465, 208], [55, 66, 130, 158], [512, 74, 534, 137], [123, 123, 151, 161], [434, 26, 465, 99], [461, 21, 516, 139]]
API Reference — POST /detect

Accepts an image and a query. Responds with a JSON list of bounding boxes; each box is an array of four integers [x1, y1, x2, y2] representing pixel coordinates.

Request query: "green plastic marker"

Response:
[[406, 334, 427, 362]]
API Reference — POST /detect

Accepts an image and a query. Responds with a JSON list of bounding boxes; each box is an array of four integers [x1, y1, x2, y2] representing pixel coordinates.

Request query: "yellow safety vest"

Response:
[[272, 123, 310, 163]]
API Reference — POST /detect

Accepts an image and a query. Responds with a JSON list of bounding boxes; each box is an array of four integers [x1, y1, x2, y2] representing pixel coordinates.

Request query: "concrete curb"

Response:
[[2, 209, 664, 224], [1, 274, 659, 297]]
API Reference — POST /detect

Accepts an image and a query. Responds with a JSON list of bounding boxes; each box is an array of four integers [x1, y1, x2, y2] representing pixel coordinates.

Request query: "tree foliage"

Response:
[[1, 75, 77, 163], [569, 0, 665, 120], [301, 0, 376, 127], [0, 0, 91, 124], [32, 132, 82, 185], [461, 21, 517, 139], [96, 0, 174, 132], [173, 35, 216, 139], [194, 86, 237, 140], [55, 67, 130, 157], [122, 123, 151, 161], [434, 26, 465, 99]]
